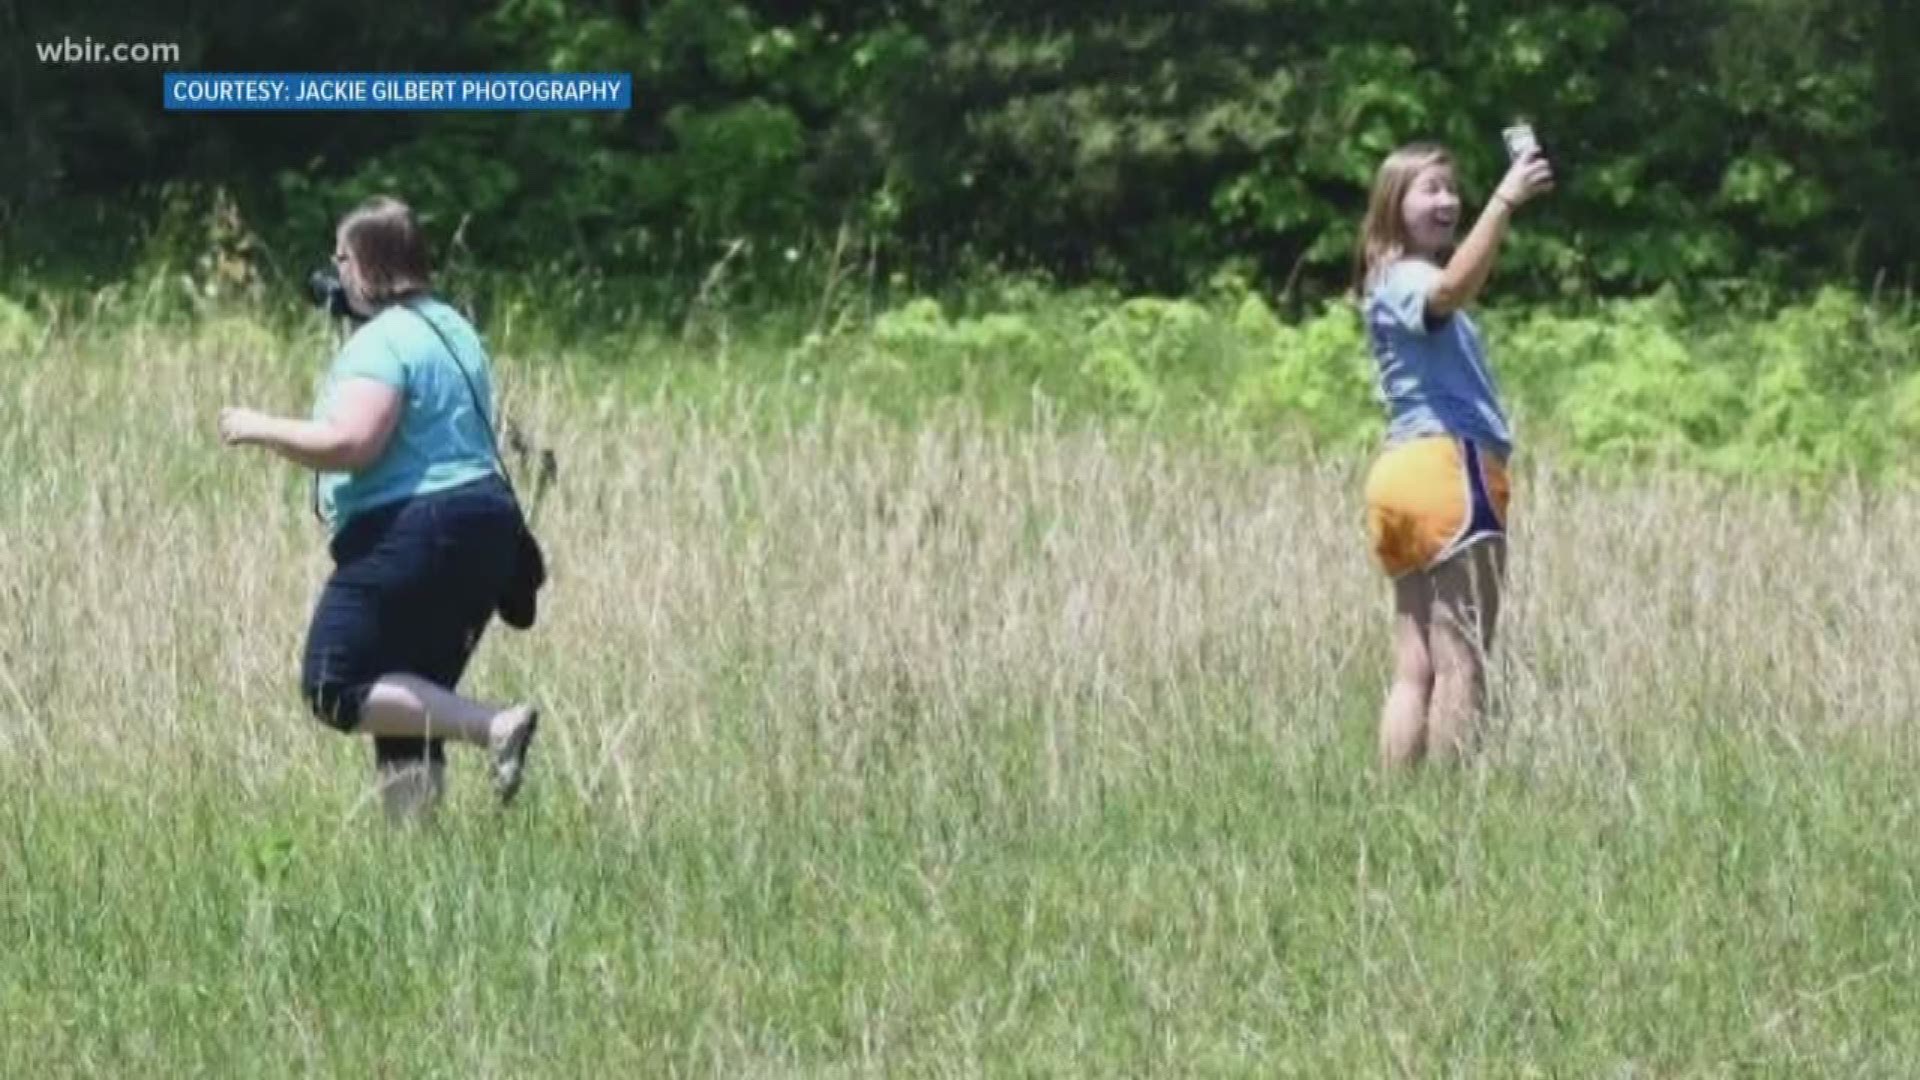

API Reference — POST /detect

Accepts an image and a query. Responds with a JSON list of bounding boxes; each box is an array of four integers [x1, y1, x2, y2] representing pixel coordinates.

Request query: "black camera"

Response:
[[306, 269, 355, 318]]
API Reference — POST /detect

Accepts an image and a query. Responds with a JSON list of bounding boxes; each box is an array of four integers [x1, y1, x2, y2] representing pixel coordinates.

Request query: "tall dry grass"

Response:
[[2, 309, 1918, 1075], [7, 312, 1916, 795]]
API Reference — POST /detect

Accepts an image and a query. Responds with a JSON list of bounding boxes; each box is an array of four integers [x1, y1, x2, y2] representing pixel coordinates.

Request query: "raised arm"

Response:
[[1428, 150, 1555, 319]]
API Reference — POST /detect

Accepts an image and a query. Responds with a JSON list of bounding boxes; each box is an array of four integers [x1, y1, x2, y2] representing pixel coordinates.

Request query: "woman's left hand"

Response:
[[218, 407, 270, 447]]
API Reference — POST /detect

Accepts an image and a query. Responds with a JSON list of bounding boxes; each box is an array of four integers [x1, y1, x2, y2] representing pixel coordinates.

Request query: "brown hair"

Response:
[[338, 196, 431, 306], [1351, 142, 1454, 295]]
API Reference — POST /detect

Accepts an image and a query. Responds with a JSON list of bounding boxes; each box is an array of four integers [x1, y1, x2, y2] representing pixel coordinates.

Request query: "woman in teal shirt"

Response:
[[220, 196, 540, 822]]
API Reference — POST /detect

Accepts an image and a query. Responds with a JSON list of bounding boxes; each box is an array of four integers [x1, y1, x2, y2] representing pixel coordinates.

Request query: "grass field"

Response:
[[2, 308, 1919, 1076]]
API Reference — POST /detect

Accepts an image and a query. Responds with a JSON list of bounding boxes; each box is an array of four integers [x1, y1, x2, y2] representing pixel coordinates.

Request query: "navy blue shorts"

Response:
[[300, 474, 520, 767]]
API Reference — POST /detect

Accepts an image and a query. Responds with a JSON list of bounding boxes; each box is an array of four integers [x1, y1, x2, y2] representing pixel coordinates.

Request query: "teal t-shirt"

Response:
[[313, 298, 498, 531]]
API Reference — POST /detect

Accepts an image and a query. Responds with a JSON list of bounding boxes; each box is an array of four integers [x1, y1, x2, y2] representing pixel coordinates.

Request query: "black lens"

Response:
[[306, 269, 352, 318]]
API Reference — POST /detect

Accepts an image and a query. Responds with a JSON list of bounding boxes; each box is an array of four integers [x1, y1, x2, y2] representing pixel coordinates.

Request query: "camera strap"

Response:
[[400, 297, 524, 508], [309, 299, 528, 526]]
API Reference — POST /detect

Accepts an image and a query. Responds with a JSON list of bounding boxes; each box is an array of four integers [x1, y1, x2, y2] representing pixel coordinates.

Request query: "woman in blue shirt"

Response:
[[1354, 142, 1552, 768], [220, 196, 540, 822]]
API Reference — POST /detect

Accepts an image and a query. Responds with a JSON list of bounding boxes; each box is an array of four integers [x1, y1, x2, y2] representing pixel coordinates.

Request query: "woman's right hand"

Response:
[[1493, 150, 1555, 210]]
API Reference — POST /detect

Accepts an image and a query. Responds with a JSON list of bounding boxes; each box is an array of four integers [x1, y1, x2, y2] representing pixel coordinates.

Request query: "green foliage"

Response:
[[868, 298, 1055, 396], [7, 0, 1915, 296], [1082, 299, 1218, 413], [1226, 298, 1381, 452], [1555, 297, 1744, 467], [548, 275, 1920, 482], [844, 284, 1920, 480]]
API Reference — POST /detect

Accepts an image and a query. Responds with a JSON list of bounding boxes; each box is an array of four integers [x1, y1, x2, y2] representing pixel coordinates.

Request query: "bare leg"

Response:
[[355, 674, 541, 805], [1426, 539, 1506, 762], [357, 672, 510, 746], [1380, 572, 1436, 768]]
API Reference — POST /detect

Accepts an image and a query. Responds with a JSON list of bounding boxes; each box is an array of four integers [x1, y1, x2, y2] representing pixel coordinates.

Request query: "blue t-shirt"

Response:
[[313, 298, 499, 531], [1364, 258, 1513, 458]]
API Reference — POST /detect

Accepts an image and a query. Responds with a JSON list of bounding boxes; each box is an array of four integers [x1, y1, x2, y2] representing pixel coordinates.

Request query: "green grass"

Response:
[[10, 734, 1920, 1075], [2, 303, 1919, 1076]]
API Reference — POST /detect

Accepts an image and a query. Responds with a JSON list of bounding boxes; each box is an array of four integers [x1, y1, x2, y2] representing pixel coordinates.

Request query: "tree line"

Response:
[[5, 0, 1913, 299]]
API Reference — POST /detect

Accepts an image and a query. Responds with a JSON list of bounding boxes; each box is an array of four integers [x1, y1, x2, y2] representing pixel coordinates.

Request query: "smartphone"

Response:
[[1502, 123, 1539, 162]]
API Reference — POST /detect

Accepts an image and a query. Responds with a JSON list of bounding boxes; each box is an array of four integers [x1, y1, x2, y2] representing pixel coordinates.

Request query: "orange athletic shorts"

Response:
[[1364, 436, 1511, 578]]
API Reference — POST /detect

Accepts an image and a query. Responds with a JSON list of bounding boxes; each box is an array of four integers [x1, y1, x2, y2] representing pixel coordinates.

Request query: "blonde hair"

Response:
[[338, 196, 431, 306], [1351, 142, 1454, 295]]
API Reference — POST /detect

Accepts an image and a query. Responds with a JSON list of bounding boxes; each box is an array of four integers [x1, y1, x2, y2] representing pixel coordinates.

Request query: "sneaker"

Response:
[[490, 705, 540, 806]]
